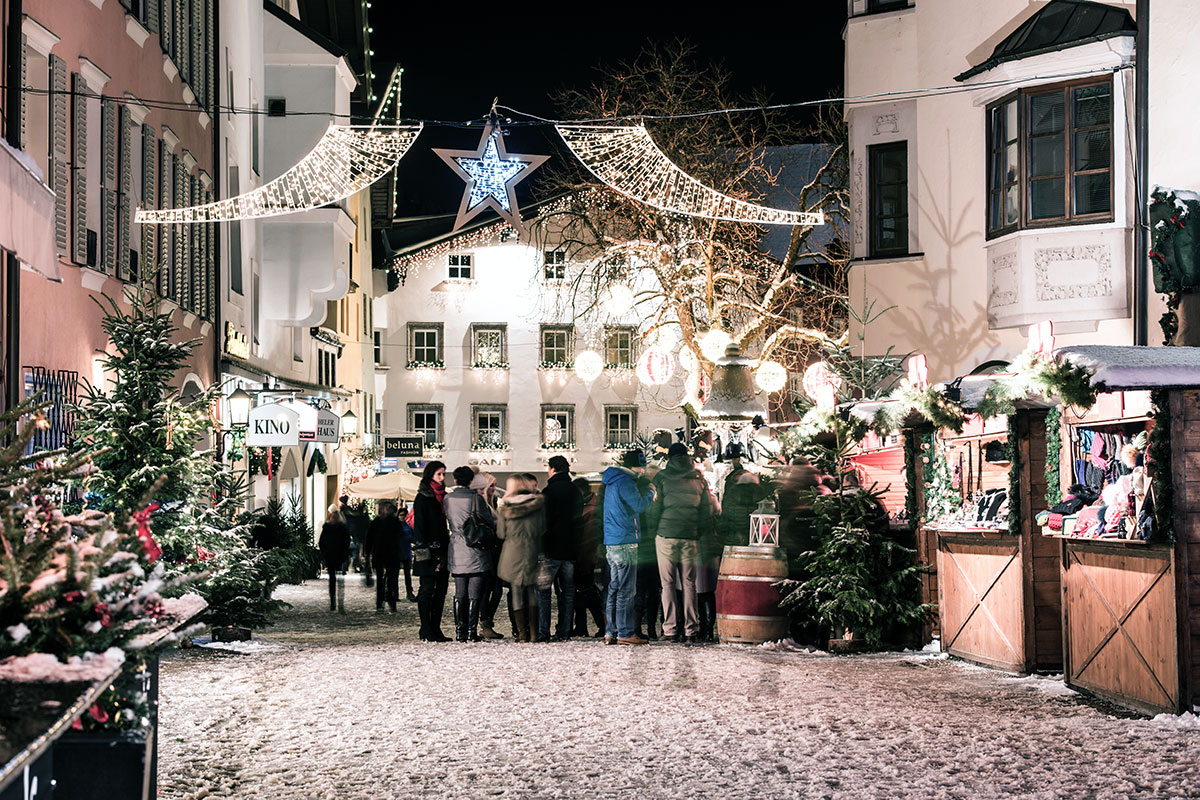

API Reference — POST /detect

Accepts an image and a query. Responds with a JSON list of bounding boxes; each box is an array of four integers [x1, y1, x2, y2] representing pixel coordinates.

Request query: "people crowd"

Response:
[[318, 447, 861, 646]]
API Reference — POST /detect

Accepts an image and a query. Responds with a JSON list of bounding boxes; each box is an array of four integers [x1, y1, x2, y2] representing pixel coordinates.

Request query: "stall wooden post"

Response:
[[1177, 389, 1200, 713], [906, 426, 940, 644]]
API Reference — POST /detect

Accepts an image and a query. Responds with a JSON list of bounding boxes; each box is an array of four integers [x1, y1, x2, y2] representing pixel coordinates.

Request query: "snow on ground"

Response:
[[158, 577, 1200, 800]]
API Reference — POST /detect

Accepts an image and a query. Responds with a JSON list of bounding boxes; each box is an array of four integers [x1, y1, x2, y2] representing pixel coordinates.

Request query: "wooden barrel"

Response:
[[716, 545, 789, 643]]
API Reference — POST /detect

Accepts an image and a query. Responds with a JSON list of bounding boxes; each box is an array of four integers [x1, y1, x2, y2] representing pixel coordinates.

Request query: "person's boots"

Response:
[[454, 597, 468, 642], [430, 589, 450, 642], [467, 600, 482, 642], [513, 608, 530, 643], [572, 602, 589, 638], [417, 594, 431, 641], [527, 598, 540, 643], [478, 617, 504, 640], [507, 592, 519, 639], [589, 595, 606, 638]]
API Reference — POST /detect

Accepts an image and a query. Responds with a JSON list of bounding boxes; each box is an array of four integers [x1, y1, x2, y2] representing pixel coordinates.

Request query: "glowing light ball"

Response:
[[755, 360, 787, 393], [602, 283, 634, 316], [636, 348, 674, 386], [574, 350, 603, 383], [647, 325, 680, 350], [544, 417, 563, 444], [802, 361, 841, 411], [698, 373, 713, 405], [699, 329, 732, 362], [678, 347, 697, 373]]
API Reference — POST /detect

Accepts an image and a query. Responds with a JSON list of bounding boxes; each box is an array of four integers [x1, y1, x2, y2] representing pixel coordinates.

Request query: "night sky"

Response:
[[368, 6, 848, 124]]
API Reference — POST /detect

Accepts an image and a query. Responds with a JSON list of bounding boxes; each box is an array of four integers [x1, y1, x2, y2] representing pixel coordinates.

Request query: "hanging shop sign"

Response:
[[246, 403, 300, 447], [384, 435, 424, 459], [311, 408, 340, 443]]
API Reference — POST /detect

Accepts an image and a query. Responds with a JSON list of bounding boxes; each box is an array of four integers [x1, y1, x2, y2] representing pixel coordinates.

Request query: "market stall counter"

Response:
[[922, 377, 1062, 673], [1045, 345, 1200, 714]]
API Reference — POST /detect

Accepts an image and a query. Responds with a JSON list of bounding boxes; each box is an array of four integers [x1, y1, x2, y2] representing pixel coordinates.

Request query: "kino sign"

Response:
[[245, 403, 300, 446]]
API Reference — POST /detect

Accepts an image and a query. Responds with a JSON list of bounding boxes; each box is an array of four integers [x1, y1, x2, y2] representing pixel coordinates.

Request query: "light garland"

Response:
[[601, 283, 634, 316], [636, 348, 674, 386], [574, 350, 603, 383], [556, 124, 825, 227], [755, 360, 788, 393], [136, 125, 421, 223], [699, 329, 733, 363], [802, 361, 840, 411]]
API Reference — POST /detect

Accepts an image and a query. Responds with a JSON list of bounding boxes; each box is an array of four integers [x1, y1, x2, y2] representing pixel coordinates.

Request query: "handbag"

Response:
[[463, 495, 499, 550]]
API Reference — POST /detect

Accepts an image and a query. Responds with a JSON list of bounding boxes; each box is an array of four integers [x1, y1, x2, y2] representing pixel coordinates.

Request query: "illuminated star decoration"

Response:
[[434, 122, 548, 234]]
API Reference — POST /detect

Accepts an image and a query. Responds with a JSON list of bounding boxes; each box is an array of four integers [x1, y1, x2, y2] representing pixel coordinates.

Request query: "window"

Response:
[[540, 324, 573, 366], [228, 165, 242, 295], [471, 324, 507, 367], [407, 404, 443, 447], [292, 326, 303, 362], [605, 326, 636, 367], [317, 346, 337, 387], [543, 249, 566, 280], [867, 0, 909, 12], [869, 141, 908, 257], [541, 405, 575, 447], [407, 323, 443, 367], [472, 404, 507, 450], [448, 253, 473, 279], [605, 407, 636, 447], [373, 330, 383, 365], [986, 79, 1113, 237]]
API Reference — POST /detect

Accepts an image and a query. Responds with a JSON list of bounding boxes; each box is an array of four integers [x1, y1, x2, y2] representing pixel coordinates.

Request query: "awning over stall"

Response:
[[1056, 345, 1200, 392], [344, 469, 422, 501]]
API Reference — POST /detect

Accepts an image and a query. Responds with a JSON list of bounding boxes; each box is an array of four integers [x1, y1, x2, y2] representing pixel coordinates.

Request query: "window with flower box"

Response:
[[539, 324, 574, 367], [604, 326, 637, 369], [471, 323, 508, 368], [986, 78, 1113, 238], [605, 406, 636, 448], [541, 404, 575, 449], [406, 322, 444, 368], [472, 404, 507, 450], [407, 404, 443, 449]]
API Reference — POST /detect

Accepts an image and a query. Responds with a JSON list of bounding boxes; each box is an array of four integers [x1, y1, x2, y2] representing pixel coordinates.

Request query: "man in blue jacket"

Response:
[[601, 449, 657, 645]]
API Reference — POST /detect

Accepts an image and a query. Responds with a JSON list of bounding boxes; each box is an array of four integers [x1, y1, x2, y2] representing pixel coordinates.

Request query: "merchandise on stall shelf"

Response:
[[1040, 422, 1151, 540]]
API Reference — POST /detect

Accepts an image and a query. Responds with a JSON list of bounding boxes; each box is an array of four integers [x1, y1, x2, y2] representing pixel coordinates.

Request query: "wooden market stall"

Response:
[[1046, 345, 1200, 715], [923, 377, 1062, 673]]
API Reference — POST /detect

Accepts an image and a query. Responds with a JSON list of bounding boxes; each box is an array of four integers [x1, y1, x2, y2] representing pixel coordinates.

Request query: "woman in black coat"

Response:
[[412, 460, 450, 642], [318, 505, 351, 613]]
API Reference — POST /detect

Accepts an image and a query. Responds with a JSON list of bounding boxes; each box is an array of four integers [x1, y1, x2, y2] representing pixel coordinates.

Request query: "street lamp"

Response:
[[341, 409, 358, 438], [228, 387, 252, 427]]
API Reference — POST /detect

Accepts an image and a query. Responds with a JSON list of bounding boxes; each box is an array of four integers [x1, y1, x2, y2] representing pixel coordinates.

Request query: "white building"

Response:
[[218, 0, 375, 523], [844, 0, 1175, 380], [374, 222, 689, 477]]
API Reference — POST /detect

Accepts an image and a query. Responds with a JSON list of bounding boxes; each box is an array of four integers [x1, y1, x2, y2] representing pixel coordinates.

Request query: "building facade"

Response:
[[375, 226, 688, 477], [17, 0, 218, 444], [845, 0, 1164, 382]]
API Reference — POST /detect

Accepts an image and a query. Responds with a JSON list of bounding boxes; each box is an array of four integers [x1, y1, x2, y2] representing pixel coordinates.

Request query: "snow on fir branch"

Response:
[[472, 360, 509, 370], [539, 441, 577, 451], [538, 361, 574, 371], [406, 360, 445, 370]]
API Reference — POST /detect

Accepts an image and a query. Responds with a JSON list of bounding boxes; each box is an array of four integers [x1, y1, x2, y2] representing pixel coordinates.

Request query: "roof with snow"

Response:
[[956, 0, 1136, 81], [1055, 345, 1200, 391]]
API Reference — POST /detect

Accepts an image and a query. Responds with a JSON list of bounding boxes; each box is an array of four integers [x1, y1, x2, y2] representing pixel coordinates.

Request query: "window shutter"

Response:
[[146, 0, 160, 34], [117, 106, 133, 281], [172, 154, 183, 302], [192, 0, 204, 105], [203, 189, 214, 319], [188, 173, 198, 311], [177, 0, 189, 82], [141, 126, 156, 277], [71, 73, 89, 265], [161, 0, 173, 57], [49, 55, 70, 255], [157, 141, 169, 295], [18, 36, 26, 150], [100, 98, 118, 275]]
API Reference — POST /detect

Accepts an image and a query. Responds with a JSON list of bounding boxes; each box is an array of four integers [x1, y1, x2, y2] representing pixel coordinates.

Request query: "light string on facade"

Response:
[[135, 125, 421, 223]]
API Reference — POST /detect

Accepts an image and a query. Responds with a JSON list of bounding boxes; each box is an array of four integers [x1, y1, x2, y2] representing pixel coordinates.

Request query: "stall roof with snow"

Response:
[[1055, 345, 1200, 392]]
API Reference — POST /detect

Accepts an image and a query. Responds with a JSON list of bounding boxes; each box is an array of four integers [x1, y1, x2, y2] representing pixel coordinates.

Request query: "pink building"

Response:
[[16, 0, 217, 440]]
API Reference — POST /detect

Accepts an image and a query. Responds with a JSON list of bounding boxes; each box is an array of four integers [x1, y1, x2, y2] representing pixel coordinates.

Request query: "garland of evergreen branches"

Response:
[[903, 429, 920, 531], [1006, 415, 1021, 537], [1149, 390, 1174, 543], [1044, 407, 1061, 507], [874, 383, 966, 435], [974, 348, 1096, 420]]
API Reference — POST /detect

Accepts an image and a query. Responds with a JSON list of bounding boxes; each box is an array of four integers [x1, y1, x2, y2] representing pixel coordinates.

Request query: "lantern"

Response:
[[636, 347, 674, 386], [699, 329, 732, 363], [755, 360, 787, 393], [575, 350, 603, 383], [227, 388, 252, 427], [749, 497, 780, 546], [602, 283, 634, 316], [341, 410, 358, 437]]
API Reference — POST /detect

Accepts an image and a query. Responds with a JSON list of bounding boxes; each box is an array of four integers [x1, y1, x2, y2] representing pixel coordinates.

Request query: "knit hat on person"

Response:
[[667, 443, 689, 458], [547, 455, 571, 473], [621, 449, 647, 468]]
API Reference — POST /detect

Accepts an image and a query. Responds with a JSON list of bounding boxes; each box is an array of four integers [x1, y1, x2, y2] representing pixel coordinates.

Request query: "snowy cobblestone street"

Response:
[[158, 578, 1200, 799]]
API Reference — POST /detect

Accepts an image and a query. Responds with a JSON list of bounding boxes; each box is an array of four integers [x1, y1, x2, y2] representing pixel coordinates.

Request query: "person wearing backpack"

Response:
[[444, 465, 497, 642]]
